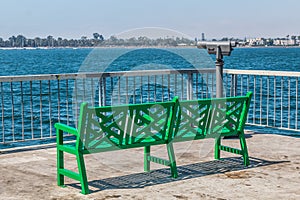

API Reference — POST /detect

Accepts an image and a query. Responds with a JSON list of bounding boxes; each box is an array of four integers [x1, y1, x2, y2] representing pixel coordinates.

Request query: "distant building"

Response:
[[246, 38, 266, 46], [273, 39, 297, 46], [177, 43, 188, 46], [201, 33, 205, 41], [246, 36, 299, 46]]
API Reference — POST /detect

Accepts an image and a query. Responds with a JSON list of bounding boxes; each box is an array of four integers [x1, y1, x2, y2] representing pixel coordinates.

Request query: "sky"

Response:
[[1, 0, 300, 40]]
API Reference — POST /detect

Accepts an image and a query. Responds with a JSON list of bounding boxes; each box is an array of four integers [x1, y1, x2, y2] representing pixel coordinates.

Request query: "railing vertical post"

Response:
[[90, 79, 95, 107], [125, 77, 129, 104], [288, 78, 291, 129], [216, 46, 224, 98], [260, 76, 263, 125], [234, 74, 238, 96], [253, 76, 256, 124], [39, 80, 43, 138], [140, 76, 143, 103], [48, 80, 53, 135], [118, 77, 121, 104], [230, 74, 234, 96], [30, 81, 34, 139], [103, 77, 107, 106], [187, 72, 193, 100], [212, 72, 215, 97], [161, 74, 164, 102], [267, 77, 270, 127], [274, 77, 276, 127], [57, 79, 61, 123], [296, 78, 298, 129], [281, 77, 283, 128], [66, 79, 69, 126], [1, 82, 4, 143], [168, 74, 171, 101], [10, 82, 15, 141], [20, 81, 25, 140], [98, 77, 102, 107], [147, 76, 150, 102], [110, 77, 114, 105]]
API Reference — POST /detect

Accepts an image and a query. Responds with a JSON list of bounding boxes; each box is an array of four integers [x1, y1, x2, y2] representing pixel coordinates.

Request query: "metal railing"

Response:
[[0, 68, 216, 145], [0, 68, 299, 146], [224, 69, 300, 132]]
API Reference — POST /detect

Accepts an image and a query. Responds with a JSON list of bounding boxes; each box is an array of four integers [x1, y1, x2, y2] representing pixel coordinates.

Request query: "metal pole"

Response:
[[197, 41, 236, 98], [216, 46, 224, 98]]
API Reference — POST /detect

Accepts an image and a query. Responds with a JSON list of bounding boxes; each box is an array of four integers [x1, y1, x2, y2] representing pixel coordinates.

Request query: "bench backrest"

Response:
[[77, 97, 179, 152], [173, 92, 252, 141]]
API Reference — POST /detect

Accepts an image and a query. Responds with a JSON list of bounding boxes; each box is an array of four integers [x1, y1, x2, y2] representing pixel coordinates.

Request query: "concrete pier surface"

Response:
[[0, 131, 299, 200]]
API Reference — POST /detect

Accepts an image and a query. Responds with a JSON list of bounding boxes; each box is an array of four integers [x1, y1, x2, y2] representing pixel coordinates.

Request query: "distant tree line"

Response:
[[0, 33, 104, 48], [1, 33, 300, 48], [0, 33, 196, 48]]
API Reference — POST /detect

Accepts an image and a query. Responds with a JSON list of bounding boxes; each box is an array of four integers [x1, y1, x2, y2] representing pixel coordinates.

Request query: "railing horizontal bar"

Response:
[[246, 123, 300, 132], [0, 68, 216, 82], [224, 69, 300, 77], [2, 69, 300, 82]]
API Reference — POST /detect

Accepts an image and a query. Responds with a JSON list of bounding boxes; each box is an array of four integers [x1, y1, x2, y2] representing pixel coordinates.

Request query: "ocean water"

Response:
[[0, 47, 299, 147], [225, 47, 300, 71], [1, 47, 300, 76], [0, 48, 91, 75]]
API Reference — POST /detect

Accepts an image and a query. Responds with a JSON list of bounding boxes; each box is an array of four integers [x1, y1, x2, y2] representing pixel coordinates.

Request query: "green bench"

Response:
[[55, 92, 252, 194], [55, 98, 180, 194]]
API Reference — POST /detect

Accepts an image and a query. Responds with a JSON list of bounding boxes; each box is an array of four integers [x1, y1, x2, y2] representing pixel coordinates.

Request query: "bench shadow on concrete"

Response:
[[69, 157, 288, 193]]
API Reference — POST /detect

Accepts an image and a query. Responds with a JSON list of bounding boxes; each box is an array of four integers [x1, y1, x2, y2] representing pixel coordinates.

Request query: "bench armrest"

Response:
[[55, 123, 79, 146], [55, 123, 78, 136]]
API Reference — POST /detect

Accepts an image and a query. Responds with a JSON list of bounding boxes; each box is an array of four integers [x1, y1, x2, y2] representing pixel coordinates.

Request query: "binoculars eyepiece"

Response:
[[197, 41, 237, 56]]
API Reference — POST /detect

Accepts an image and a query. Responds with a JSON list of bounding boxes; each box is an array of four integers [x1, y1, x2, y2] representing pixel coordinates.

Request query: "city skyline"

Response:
[[1, 0, 300, 40]]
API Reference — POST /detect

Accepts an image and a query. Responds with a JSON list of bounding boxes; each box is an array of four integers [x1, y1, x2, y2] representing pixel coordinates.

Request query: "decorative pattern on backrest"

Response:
[[174, 93, 251, 140], [207, 97, 247, 137], [78, 100, 177, 151], [82, 105, 127, 150], [174, 100, 211, 139], [126, 103, 173, 144]]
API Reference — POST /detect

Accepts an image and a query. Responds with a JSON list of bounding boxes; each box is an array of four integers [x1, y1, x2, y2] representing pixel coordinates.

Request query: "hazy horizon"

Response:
[[1, 0, 300, 40]]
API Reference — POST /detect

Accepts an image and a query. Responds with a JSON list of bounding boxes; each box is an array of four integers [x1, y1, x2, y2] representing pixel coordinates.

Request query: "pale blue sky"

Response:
[[1, 0, 299, 39]]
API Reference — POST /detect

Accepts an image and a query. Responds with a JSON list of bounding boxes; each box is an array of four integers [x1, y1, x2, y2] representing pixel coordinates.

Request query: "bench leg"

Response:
[[76, 153, 89, 194], [167, 143, 178, 178], [214, 137, 221, 160], [239, 133, 250, 166], [57, 128, 65, 187], [57, 148, 65, 187], [144, 146, 151, 172]]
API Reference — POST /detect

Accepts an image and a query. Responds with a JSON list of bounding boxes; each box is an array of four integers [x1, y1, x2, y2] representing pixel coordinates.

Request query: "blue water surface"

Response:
[[1, 47, 300, 76], [224, 47, 300, 71], [0, 48, 92, 75]]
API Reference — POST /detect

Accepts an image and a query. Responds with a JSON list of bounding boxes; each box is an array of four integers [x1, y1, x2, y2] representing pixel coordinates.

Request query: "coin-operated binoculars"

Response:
[[197, 41, 237, 98]]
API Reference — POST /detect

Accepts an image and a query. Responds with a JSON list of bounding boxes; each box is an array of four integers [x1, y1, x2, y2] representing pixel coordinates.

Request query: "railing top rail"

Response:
[[0, 68, 216, 82], [224, 69, 300, 77], [2, 68, 300, 82]]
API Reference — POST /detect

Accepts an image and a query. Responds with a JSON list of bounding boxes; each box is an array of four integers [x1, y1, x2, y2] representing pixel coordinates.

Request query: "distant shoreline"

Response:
[[1, 45, 300, 50], [237, 45, 300, 49], [0, 46, 195, 50]]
